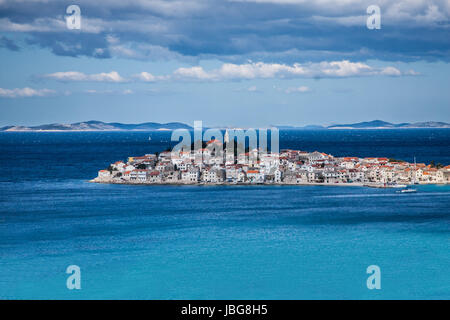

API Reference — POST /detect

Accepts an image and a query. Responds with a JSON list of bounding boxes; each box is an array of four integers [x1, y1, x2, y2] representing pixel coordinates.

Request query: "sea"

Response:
[[0, 129, 449, 299]]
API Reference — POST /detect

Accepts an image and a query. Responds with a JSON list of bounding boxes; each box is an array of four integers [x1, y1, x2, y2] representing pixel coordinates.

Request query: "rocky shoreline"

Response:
[[90, 177, 448, 188]]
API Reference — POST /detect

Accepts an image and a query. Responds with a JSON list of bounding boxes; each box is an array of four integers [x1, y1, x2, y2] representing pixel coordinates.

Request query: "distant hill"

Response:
[[327, 120, 450, 129], [273, 120, 450, 130], [2, 119, 449, 132], [0, 120, 192, 132]]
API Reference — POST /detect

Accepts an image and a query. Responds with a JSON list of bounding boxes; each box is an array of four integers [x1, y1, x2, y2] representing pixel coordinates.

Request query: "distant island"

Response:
[[0, 120, 192, 132], [275, 120, 450, 130], [1, 119, 449, 132], [327, 120, 450, 129]]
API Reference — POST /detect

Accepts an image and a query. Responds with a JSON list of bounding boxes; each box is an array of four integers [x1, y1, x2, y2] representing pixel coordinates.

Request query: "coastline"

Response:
[[3, 127, 450, 132], [89, 178, 447, 188], [90, 178, 363, 187]]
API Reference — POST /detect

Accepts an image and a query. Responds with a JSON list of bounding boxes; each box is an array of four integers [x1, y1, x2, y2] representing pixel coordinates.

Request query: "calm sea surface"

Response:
[[0, 129, 449, 299]]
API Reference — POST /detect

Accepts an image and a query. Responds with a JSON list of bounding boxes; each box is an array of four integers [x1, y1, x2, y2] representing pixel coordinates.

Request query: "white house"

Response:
[[181, 169, 200, 183], [246, 170, 264, 183], [202, 168, 224, 183], [148, 171, 162, 183], [98, 170, 110, 179], [130, 169, 149, 182]]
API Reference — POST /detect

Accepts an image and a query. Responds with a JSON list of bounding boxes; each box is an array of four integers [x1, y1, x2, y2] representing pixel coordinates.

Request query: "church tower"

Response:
[[224, 129, 230, 144]]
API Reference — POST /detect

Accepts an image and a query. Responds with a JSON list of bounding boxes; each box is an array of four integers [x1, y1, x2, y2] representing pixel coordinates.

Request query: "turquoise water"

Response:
[[0, 131, 449, 299]]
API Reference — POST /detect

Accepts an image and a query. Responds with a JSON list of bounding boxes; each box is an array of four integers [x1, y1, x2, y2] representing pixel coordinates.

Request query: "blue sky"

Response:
[[0, 0, 449, 127]]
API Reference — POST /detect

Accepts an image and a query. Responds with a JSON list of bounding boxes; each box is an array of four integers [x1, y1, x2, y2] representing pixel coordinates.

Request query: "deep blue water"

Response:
[[0, 129, 449, 299]]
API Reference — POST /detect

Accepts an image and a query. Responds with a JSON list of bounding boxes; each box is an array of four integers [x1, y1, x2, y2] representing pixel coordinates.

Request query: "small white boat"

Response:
[[398, 188, 417, 193]]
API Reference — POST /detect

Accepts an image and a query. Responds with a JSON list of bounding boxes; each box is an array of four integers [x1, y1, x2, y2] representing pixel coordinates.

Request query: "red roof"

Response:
[[206, 139, 222, 145]]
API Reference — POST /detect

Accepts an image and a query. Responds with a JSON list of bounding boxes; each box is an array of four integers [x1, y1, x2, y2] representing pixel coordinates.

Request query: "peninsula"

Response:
[[91, 140, 450, 187]]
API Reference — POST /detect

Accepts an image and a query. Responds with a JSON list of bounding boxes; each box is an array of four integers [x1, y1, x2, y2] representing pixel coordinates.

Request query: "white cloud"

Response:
[[380, 66, 402, 76], [43, 71, 126, 82], [173, 66, 213, 80], [0, 17, 150, 34], [0, 17, 65, 32], [84, 89, 134, 95], [40, 61, 418, 86], [170, 61, 416, 81], [233, 0, 450, 27], [134, 72, 157, 82], [285, 86, 311, 93], [0, 87, 55, 98]]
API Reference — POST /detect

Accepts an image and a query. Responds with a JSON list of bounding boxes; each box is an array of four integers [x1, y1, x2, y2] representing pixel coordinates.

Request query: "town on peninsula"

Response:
[[92, 138, 450, 187]]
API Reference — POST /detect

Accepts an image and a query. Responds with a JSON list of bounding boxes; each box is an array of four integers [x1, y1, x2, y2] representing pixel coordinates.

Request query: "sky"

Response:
[[0, 0, 449, 127]]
